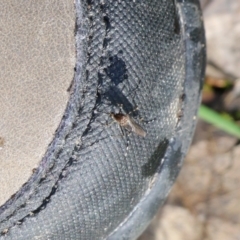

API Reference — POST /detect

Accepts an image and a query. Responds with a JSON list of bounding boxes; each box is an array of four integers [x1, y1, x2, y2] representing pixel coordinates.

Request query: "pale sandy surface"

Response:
[[0, 1, 75, 206]]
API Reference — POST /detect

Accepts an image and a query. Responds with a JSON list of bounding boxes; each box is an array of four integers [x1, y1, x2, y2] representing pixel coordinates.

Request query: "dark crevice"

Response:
[[141, 138, 169, 177], [174, 14, 180, 34], [87, 0, 93, 6], [103, 16, 111, 32], [173, 0, 181, 35]]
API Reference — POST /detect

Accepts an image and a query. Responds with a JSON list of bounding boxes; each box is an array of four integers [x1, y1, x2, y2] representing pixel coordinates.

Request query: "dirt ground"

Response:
[[139, 0, 240, 239]]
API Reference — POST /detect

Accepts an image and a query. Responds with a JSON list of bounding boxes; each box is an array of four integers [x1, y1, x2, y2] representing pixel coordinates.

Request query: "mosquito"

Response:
[[110, 113, 147, 137]]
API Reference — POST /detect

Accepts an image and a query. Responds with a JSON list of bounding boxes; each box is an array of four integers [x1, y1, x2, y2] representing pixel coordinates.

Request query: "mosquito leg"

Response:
[[117, 126, 130, 152], [128, 106, 139, 116]]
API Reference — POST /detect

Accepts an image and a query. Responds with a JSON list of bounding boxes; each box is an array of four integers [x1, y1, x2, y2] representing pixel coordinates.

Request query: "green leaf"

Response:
[[198, 105, 240, 138]]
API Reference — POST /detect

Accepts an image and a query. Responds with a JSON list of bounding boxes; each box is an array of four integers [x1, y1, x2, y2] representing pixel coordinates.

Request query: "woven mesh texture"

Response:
[[0, 0, 203, 239]]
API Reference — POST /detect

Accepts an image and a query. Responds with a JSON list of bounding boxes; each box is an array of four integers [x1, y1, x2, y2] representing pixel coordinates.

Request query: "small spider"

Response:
[[110, 113, 146, 137]]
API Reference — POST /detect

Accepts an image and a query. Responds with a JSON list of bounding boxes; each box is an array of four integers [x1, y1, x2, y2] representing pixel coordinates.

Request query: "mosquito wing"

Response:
[[128, 116, 147, 137]]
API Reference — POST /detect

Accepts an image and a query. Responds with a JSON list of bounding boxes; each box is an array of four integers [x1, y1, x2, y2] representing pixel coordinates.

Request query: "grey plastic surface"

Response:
[[0, 0, 205, 239]]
